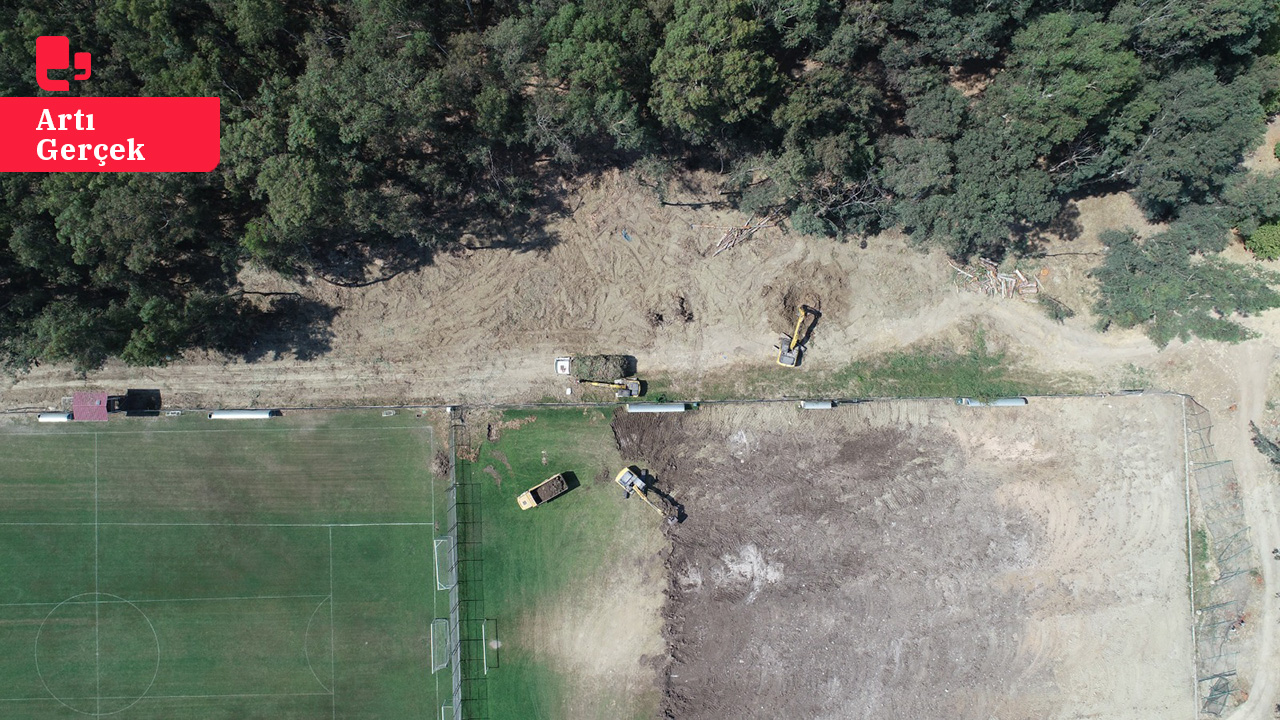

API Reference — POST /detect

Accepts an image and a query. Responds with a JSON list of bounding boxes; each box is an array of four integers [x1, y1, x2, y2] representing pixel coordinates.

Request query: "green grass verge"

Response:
[[643, 330, 1069, 402], [0, 411, 450, 719], [460, 407, 662, 720]]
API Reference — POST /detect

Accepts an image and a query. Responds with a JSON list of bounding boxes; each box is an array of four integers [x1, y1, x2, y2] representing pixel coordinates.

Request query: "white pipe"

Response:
[[988, 397, 1029, 407], [799, 400, 835, 410], [956, 397, 1028, 407], [37, 413, 71, 423], [207, 409, 276, 420], [625, 403, 687, 413]]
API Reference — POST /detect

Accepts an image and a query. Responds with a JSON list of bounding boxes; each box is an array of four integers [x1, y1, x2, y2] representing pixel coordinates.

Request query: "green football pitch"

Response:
[[0, 412, 451, 719]]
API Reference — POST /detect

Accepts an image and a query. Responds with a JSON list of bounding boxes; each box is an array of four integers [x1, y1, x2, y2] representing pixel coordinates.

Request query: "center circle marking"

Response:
[[34, 592, 160, 716]]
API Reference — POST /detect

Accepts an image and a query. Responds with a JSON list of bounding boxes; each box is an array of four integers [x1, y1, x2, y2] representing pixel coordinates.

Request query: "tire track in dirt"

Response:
[[617, 399, 1190, 719]]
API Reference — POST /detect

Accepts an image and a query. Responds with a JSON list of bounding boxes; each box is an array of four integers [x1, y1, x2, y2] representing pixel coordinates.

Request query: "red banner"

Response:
[[0, 97, 220, 172]]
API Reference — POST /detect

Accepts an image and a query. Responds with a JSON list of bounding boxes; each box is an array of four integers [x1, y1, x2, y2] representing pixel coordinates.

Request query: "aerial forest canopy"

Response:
[[2, 0, 1280, 368]]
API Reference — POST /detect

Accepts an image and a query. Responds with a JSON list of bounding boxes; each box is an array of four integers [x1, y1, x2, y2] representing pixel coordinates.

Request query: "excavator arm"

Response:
[[787, 307, 809, 351], [580, 378, 641, 398]]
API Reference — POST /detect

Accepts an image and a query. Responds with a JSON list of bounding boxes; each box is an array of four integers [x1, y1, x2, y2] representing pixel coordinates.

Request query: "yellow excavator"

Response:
[[615, 467, 675, 519], [580, 378, 641, 398], [776, 305, 818, 368]]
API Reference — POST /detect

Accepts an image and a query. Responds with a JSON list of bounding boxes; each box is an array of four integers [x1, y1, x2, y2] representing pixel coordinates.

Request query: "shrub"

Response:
[[1246, 222, 1280, 260]]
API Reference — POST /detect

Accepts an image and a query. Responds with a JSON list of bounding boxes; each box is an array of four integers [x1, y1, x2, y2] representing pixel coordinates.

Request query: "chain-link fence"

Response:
[[1185, 398, 1261, 717], [447, 415, 490, 720]]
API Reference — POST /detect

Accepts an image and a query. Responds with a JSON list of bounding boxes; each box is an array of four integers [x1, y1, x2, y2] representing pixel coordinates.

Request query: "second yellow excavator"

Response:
[[580, 378, 641, 398], [615, 467, 676, 520], [776, 305, 818, 368]]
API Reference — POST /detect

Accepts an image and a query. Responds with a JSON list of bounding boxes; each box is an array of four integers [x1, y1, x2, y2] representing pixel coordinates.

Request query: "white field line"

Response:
[[0, 522, 433, 527], [303, 598, 332, 693], [0, 594, 329, 608], [429, 458, 443, 710], [93, 432, 100, 718], [482, 622, 488, 676], [9, 426, 433, 436], [0, 692, 333, 702], [329, 526, 337, 720]]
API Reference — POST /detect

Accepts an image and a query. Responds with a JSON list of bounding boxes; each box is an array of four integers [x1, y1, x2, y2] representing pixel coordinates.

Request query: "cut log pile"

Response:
[[692, 208, 783, 256], [949, 258, 1041, 299]]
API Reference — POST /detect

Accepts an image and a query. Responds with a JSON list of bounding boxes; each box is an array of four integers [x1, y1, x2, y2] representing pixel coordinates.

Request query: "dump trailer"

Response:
[[777, 305, 818, 368], [614, 467, 676, 520], [580, 378, 642, 398], [517, 473, 570, 510]]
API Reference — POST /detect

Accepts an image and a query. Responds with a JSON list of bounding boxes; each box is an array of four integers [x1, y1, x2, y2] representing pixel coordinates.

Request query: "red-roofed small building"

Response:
[[71, 392, 109, 422]]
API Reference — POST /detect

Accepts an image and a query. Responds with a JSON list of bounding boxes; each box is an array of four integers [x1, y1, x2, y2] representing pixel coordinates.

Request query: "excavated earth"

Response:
[[614, 397, 1194, 720]]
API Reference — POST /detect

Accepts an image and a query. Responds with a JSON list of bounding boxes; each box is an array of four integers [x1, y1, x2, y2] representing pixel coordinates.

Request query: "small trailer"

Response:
[[516, 473, 570, 510]]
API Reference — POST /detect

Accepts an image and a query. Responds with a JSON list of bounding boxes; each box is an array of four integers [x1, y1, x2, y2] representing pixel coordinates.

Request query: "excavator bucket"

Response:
[[776, 305, 817, 368], [580, 378, 642, 399]]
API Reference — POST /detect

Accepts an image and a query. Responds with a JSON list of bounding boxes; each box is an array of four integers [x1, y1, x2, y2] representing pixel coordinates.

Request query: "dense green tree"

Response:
[[988, 12, 1141, 151], [1121, 65, 1273, 217], [889, 119, 1058, 256], [1109, 0, 1280, 59], [881, 137, 952, 200], [534, 1, 662, 154], [1223, 172, 1280, 236], [881, 0, 1031, 63], [650, 0, 779, 140], [903, 81, 966, 139]]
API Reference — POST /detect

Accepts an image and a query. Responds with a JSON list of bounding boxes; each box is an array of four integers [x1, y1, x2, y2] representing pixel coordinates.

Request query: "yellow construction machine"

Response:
[[614, 467, 675, 519], [776, 305, 818, 367], [580, 378, 642, 398]]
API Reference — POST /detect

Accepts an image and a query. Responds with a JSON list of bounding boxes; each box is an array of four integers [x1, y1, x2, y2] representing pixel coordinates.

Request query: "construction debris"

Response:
[[949, 258, 1041, 299], [693, 208, 783, 256]]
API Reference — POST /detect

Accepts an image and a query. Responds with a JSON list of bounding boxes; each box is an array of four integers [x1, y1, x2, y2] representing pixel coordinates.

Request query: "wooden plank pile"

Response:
[[693, 208, 783, 256], [949, 258, 1041, 299]]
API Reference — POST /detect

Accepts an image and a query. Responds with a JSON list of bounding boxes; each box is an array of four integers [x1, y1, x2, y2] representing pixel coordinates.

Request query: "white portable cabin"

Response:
[[207, 409, 276, 420], [37, 412, 72, 423]]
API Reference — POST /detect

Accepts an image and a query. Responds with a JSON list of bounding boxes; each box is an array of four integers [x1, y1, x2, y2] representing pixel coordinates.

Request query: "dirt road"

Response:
[[1207, 342, 1280, 720]]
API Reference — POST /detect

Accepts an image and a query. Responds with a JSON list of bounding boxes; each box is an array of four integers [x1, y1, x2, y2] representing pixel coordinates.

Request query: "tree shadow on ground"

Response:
[[305, 192, 572, 288], [233, 295, 338, 363], [1018, 201, 1084, 257]]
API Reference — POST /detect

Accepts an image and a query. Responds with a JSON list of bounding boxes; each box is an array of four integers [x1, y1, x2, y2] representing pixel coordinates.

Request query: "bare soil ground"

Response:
[[614, 398, 1194, 720], [0, 171, 983, 409]]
